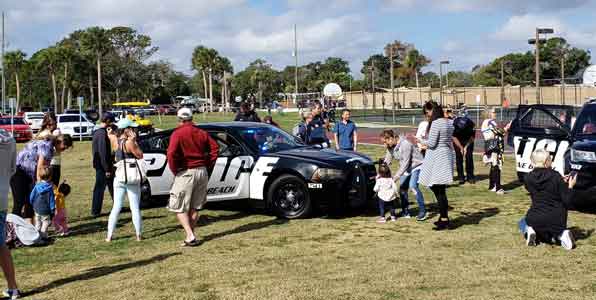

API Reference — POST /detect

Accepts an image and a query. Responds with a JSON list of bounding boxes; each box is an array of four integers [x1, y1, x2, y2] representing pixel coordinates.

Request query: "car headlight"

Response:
[[571, 149, 596, 163], [311, 168, 345, 182]]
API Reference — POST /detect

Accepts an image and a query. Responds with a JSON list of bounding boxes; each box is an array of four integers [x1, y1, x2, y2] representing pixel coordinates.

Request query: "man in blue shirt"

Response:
[[334, 109, 358, 151]]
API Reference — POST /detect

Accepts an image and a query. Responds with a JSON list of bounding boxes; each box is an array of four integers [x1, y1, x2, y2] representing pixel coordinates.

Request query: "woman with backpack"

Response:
[[106, 118, 144, 242]]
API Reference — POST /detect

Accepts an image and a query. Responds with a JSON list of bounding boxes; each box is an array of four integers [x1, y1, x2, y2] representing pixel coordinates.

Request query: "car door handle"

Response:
[[145, 158, 156, 165]]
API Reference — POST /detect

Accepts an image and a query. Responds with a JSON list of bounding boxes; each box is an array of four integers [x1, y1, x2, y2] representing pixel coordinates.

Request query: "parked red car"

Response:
[[0, 117, 33, 142]]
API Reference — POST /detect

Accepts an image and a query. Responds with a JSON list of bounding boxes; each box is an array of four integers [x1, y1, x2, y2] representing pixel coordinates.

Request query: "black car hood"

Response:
[[267, 147, 373, 168], [572, 138, 596, 152]]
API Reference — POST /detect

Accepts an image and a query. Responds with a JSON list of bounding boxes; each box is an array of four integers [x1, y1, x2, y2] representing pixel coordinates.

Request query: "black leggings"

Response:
[[10, 167, 34, 218], [489, 166, 501, 190], [430, 185, 448, 219], [51, 165, 61, 186]]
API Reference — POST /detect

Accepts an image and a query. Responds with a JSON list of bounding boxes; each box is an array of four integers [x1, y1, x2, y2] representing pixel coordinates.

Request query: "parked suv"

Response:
[[568, 100, 596, 189], [508, 100, 596, 190]]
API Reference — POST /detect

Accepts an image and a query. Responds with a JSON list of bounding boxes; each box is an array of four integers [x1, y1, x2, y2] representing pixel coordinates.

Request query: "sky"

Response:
[[2, 0, 596, 77]]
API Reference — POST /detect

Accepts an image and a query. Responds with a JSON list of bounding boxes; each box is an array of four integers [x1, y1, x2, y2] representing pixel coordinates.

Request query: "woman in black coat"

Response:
[[519, 149, 577, 250]]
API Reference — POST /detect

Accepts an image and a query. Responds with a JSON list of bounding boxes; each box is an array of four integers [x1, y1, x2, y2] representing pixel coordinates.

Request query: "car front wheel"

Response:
[[268, 175, 312, 219]]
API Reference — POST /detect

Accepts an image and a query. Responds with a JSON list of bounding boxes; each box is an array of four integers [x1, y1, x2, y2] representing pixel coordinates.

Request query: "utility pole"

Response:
[[535, 28, 540, 104], [500, 60, 505, 106], [390, 46, 395, 123], [561, 51, 566, 105], [370, 61, 376, 110], [1, 12, 5, 114], [294, 24, 298, 103]]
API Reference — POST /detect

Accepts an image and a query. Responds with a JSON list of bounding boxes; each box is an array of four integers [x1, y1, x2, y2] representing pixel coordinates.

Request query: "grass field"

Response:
[[8, 112, 596, 299]]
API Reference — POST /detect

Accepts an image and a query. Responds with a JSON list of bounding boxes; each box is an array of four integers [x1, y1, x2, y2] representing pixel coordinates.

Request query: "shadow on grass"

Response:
[[502, 180, 525, 191], [449, 207, 500, 229], [198, 212, 251, 226], [202, 218, 288, 243], [68, 215, 165, 237], [23, 252, 181, 297], [569, 226, 594, 241]]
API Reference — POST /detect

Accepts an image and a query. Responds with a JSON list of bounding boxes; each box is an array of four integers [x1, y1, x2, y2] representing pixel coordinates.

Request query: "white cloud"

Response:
[[492, 14, 564, 41], [382, 0, 591, 13]]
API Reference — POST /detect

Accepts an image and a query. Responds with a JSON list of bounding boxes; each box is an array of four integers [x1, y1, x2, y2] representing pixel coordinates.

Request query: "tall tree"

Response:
[[3, 50, 27, 111], [404, 49, 430, 90], [191, 46, 218, 100], [81, 26, 112, 116], [32, 47, 61, 112]]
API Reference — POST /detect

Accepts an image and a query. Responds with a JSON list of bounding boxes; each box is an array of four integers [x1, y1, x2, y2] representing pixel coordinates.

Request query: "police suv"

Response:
[[137, 122, 376, 218], [509, 100, 596, 189]]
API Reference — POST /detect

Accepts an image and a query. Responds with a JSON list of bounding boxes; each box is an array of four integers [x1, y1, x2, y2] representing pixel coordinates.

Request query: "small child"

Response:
[[373, 163, 398, 223], [29, 167, 55, 239], [53, 182, 71, 236]]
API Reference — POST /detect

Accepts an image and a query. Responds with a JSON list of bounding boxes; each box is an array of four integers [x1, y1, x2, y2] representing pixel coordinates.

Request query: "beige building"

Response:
[[343, 85, 596, 109]]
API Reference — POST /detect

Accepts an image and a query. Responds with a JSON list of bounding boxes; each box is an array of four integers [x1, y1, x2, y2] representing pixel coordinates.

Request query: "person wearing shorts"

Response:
[[167, 108, 218, 247]]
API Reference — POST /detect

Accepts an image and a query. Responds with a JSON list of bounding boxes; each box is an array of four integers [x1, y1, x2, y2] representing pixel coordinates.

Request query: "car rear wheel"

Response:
[[268, 175, 312, 219]]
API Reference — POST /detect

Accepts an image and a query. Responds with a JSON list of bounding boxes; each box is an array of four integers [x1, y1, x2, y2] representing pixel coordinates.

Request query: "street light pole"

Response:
[[390, 46, 395, 123], [529, 27, 553, 104], [500, 60, 505, 106], [561, 50, 566, 105], [439, 64, 443, 105], [439, 60, 449, 105], [294, 24, 298, 102]]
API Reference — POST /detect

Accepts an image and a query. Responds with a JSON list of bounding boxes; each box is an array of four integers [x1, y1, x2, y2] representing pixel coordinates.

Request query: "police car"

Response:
[[508, 101, 596, 189], [137, 122, 376, 218]]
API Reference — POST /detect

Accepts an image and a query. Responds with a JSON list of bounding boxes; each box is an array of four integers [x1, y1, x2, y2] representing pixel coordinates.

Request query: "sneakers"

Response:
[[3, 289, 20, 299], [377, 217, 386, 223], [416, 212, 428, 222], [496, 189, 505, 195], [489, 187, 497, 192], [399, 212, 411, 219], [559, 230, 575, 250], [390, 216, 397, 222], [526, 226, 537, 246]]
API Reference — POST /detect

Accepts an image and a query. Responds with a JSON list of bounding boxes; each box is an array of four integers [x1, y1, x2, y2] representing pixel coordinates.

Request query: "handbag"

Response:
[[114, 140, 146, 184]]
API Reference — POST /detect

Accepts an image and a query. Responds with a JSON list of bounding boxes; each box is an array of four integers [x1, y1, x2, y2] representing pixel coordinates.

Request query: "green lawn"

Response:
[[9, 112, 596, 299]]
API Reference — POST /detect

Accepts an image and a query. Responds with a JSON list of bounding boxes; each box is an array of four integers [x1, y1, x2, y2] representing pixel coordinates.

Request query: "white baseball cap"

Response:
[[177, 107, 193, 121]]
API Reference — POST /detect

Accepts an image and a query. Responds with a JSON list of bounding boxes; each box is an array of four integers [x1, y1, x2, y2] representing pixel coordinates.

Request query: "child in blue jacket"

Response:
[[29, 167, 55, 239]]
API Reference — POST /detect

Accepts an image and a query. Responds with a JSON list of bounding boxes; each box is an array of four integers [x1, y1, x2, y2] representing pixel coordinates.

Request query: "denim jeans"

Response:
[[399, 169, 426, 216], [378, 197, 396, 218], [107, 181, 142, 238], [518, 217, 528, 235], [92, 168, 114, 216]]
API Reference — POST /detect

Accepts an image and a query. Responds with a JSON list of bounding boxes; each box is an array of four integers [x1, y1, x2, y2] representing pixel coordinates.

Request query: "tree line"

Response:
[[2, 25, 592, 113]]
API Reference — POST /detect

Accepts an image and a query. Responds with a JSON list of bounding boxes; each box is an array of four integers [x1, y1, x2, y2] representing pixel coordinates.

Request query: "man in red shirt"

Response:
[[167, 108, 218, 246]]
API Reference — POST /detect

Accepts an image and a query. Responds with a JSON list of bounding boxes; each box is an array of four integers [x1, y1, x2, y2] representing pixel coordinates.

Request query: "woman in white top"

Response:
[[415, 102, 432, 155]]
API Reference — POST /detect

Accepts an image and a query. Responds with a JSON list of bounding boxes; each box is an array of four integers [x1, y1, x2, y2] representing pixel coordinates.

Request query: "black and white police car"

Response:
[[509, 100, 596, 190], [137, 122, 376, 218]]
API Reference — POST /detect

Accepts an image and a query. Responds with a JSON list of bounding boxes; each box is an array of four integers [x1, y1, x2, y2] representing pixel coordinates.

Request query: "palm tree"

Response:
[[34, 47, 61, 113], [56, 40, 76, 111], [81, 27, 112, 116], [3, 50, 27, 111], [404, 49, 430, 103], [191, 46, 218, 110]]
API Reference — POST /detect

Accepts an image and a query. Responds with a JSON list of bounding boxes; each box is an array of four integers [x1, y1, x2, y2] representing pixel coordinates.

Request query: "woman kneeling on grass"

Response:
[[519, 149, 577, 250]]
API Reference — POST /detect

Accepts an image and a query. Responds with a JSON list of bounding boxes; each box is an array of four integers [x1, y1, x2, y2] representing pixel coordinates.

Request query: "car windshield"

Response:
[[59, 115, 89, 123], [573, 105, 596, 137], [238, 126, 304, 154], [0, 118, 26, 125]]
